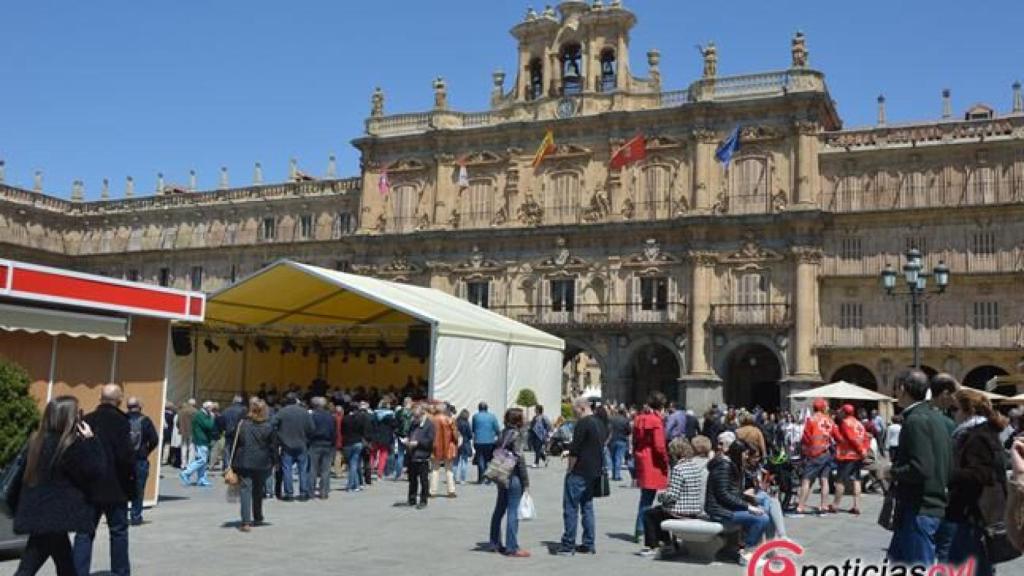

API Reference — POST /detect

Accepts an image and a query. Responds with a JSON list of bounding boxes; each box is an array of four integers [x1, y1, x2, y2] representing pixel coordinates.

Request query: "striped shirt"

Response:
[[663, 458, 707, 517]]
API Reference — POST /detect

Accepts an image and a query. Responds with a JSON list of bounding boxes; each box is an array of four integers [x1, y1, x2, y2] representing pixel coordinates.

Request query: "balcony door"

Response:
[[736, 272, 768, 324]]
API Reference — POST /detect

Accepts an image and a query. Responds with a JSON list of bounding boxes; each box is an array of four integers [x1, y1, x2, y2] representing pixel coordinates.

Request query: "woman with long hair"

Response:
[[488, 407, 530, 558], [454, 409, 473, 484], [11, 395, 105, 576], [232, 397, 278, 532], [704, 434, 769, 565], [632, 392, 669, 542], [946, 388, 1010, 576]]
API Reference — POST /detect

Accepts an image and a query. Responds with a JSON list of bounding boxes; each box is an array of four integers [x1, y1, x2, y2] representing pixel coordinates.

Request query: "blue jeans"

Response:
[[934, 518, 958, 564], [490, 475, 523, 553], [728, 509, 770, 550], [636, 488, 657, 536], [887, 508, 941, 566], [560, 473, 596, 551], [475, 443, 495, 483], [948, 522, 992, 576], [755, 490, 787, 539], [181, 444, 210, 485], [392, 441, 406, 479], [281, 447, 310, 498], [454, 452, 470, 483], [130, 459, 149, 523], [345, 443, 364, 491], [73, 502, 130, 576], [610, 440, 628, 481]]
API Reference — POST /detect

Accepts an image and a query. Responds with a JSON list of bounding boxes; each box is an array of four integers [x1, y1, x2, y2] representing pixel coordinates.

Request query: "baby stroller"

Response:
[[764, 450, 799, 511], [548, 421, 575, 456]]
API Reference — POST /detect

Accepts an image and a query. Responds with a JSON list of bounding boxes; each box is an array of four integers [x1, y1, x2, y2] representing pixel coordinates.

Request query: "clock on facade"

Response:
[[556, 97, 577, 119]]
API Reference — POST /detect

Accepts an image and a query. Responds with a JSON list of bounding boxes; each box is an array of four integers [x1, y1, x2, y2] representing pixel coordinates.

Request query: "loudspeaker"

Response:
[[171, 327, 193, 356], [405, 326, 430, 358]]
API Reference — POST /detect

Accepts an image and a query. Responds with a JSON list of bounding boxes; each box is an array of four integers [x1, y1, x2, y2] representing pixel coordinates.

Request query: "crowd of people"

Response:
[[6, 370, 1024, 574]]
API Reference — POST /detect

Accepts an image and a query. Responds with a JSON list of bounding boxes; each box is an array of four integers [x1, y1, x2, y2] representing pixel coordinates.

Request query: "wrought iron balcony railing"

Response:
[[488, 302, 687, 328]]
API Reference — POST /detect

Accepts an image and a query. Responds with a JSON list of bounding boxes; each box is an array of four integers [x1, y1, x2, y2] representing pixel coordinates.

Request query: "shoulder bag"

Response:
[[974, 442, 1021, 564], [223, 422, 243, 486], [484, 432, 517, 488], [1, 444, 27, 512]]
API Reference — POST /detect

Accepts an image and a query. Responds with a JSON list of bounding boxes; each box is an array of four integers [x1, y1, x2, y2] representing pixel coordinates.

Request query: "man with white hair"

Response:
[[73, 384, 134, 576], [179, 401, 215, 487]]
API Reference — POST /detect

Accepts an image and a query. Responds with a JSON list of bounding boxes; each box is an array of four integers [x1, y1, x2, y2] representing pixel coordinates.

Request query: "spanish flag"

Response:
[[531, 129, 555, 168]]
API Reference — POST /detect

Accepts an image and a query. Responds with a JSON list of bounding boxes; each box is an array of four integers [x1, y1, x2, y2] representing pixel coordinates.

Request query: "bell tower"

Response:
[[508, 1, 637, 104]]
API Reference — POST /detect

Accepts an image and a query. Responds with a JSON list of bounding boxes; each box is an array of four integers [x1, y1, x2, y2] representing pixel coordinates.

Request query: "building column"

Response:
[[791, 246, 822, 380], [793, 121, 820, 207], [692, 130, 718, 212], [680, 250, 722, 412]]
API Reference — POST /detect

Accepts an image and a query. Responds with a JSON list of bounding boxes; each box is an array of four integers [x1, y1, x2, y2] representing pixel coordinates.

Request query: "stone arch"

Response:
[[831, 363, 879, 390], [620, 334, 686, 377], [562, 336, 607, 399], [717, 340, 785, 411], [714, 335, 789, 380], [624, 340, 683, 406], [963, 364, 1013, 396]]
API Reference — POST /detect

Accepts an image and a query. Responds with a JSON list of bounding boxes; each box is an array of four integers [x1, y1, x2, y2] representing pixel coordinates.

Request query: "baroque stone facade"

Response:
[[3, 1, 1023, 410]]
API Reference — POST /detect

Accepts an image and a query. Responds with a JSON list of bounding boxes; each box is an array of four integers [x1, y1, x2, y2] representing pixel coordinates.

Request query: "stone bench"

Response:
[[661, 519, 738, 562]]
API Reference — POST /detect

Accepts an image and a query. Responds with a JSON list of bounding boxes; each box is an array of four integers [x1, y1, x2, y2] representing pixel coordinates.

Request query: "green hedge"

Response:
[[0, 359, 40, 468]]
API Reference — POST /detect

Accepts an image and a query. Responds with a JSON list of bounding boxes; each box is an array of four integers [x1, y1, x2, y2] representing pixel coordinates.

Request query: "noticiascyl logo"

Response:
[[748, 539, 804, 576], [746, 539, 978, 576]]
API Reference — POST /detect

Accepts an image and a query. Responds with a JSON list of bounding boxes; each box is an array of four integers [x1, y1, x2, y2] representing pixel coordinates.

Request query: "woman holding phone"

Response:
[[10, 395, 106, 576]]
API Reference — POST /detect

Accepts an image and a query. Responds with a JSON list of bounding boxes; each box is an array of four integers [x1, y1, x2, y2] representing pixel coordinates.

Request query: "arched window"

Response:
[[561, 43, 583, 95], [599, 48, 617, 92], [546, 172, 580, 224], [527, 57, 544, 101], [461, 180, 492, 228], [730, 157, 768, 214], [392, 184, 418, 232], [639, 165, 671, 220]]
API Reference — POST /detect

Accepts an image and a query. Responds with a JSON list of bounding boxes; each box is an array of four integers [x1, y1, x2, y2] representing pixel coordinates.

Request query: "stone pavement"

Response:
[[0, 460, 985, 576]]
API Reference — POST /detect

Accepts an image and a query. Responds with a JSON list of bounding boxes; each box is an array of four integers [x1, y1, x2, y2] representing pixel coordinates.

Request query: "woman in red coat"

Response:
[[633, 391, 669, 541]]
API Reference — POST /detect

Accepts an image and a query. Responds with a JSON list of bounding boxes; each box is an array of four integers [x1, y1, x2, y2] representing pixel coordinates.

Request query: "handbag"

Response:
[[518, 491, 536, 521], [592, 469, 611, 498], [1, 445, 28, 512], [483, 433, 517, 488], [971, 436, 1021, 564], [876, 489, 896, 531], [223, 422, 243, 487]]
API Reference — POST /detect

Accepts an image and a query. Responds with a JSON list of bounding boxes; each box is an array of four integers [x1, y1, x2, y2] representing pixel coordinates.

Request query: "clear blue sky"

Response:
[[2, 1, 1021, 199]]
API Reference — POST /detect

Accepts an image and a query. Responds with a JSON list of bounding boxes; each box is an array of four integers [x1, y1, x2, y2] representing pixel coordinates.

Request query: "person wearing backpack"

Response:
[[831, 404, 870, 515], [125, 398, 159, 526]]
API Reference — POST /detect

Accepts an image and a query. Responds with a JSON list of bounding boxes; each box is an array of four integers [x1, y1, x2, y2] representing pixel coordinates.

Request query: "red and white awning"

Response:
[[0, 259, 205, 323]]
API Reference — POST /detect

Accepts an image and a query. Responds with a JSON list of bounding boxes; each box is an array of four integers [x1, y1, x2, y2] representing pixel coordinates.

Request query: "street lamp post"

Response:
[[881, 249, 950, 370]]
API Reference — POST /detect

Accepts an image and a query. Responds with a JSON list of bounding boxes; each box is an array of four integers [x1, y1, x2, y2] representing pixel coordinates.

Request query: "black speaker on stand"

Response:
[[171, 326, 193, 356]]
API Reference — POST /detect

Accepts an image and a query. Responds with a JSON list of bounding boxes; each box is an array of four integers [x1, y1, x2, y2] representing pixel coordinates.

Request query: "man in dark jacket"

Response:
[[308, 396, 337, 499], [126, 397, 159, 526], [887, 369, 953, 567], [404, 404, 435, 509], [273, 393, 315, 501], [557, 397, 607, 555], [219, 395, 247, 471], [73, 384, 134, 576]]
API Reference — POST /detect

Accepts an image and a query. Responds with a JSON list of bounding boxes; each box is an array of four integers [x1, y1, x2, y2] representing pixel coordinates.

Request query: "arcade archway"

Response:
[[963, 365, 1014, 396], [721, 343, 783, 411], [831, 364, 878, 390], [563, 344, 604, 398], [627, 343, 680, 406]]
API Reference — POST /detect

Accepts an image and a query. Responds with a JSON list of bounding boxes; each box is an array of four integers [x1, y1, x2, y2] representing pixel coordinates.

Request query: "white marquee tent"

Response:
[[172, 260, 564, 414]]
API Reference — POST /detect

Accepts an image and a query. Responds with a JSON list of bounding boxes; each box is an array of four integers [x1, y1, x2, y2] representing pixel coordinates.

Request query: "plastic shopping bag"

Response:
[[518, 491, 536, 521]]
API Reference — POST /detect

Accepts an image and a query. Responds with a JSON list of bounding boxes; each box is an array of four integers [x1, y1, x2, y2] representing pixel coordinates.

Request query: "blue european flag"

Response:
[[715, 125, 742, 168]]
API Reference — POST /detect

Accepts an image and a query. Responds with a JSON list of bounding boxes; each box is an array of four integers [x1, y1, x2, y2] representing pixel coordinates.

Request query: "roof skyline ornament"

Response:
[[189, 169, 197, 192], [71, 179, 84, 202], [877, 94, 886, 126], [33, 170, 43, 192], [0, 160, 5, 184], [327, 154, 337, 178], [1012, 81, 1021, 114], [219, 166, 229, 190], [156, 172, 165, 194], [101, 178, 110, 200], [433, 77, 448, 110], [371, 86, 384, 117], [942, 88, 952, 119], [254, 162, 263, 184], [125, 175, 134, 198], [791, 31, 808, 69], [699, 42, 717, 79]]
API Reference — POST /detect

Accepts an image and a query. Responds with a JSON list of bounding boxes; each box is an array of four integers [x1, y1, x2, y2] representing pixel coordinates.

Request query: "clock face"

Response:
[[556, 98, 576, 119]]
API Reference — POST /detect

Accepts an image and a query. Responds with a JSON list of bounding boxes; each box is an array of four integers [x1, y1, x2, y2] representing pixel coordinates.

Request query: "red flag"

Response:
[[609, 134, 647, 170]]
